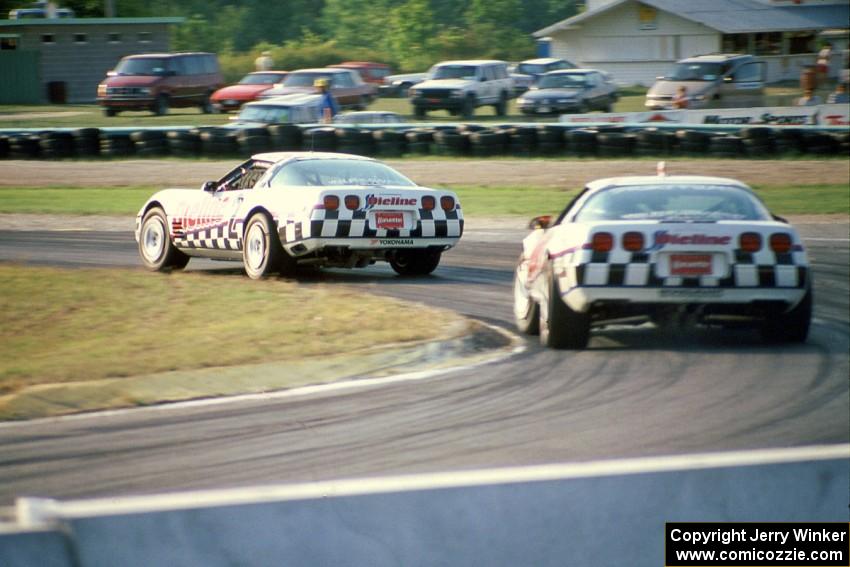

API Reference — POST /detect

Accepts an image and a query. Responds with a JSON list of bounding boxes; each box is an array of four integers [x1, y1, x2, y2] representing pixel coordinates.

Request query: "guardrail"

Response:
[[1, 445, 847, 567]]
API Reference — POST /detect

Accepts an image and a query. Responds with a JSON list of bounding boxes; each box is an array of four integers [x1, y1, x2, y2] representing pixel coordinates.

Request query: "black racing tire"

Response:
[[153, 94, 169, 116], [513, 256, 539, 335], [138, 207, 189, 272], [761, 286, 812, 343], [539, 266, 590, 349], [389, 249, 442, 276], [242, 213, 285, 280]]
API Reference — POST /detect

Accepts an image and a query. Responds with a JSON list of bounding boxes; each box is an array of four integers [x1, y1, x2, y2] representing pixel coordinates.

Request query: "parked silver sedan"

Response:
[[517, 69, 618, 115]]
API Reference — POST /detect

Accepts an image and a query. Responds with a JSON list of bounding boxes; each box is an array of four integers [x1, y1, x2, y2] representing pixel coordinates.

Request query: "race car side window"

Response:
[[554, 186, 591, 225], [216, 160, 270, 191]]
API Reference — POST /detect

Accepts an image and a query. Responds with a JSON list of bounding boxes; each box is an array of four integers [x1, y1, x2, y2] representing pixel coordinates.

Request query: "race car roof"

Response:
[[252, 151, 375, 164]]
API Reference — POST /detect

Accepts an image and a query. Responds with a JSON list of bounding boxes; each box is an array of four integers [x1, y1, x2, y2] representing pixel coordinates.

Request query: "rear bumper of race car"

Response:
[[561, 285, 808, 316], [283, 236, 460, 257]]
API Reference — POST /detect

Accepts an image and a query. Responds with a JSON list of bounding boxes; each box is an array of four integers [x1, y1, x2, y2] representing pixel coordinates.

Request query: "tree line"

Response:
[[2, 0, 580, 72]]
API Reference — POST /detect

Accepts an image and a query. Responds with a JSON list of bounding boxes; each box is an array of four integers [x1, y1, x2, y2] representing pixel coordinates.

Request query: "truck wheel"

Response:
[[494, 92, 508, 117], [153, 94, 169, 116], [461, 96, 475, 119]]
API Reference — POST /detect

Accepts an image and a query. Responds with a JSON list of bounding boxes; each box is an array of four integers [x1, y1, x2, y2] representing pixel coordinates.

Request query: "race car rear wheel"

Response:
[[389, 249, 441, 276], [760, 286, 812, 343], [539, 266, 589, 349], [243, 213, 284, 280], [139, 207, 189, 272], [513, 257, 539, 335]]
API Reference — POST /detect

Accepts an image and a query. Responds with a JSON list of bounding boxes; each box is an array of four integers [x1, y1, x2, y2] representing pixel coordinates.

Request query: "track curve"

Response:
[[0, 223, 846, 504]]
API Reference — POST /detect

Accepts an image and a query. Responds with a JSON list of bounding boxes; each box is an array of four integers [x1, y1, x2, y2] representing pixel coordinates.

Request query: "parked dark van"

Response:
[[97, 52, 223, 116]]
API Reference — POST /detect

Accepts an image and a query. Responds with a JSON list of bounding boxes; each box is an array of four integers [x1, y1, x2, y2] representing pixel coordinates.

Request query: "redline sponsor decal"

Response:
[[648, 231, 731, 252], [364, 194, 418, 209], [670, 254, 712, 276]]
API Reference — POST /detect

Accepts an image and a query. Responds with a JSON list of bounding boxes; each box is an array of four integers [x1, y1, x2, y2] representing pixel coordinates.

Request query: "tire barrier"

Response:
[[0, 125, 845, 161]]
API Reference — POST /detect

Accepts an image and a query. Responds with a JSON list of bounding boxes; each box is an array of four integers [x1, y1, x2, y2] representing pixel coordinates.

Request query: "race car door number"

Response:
[[670, 254, 712, 276], [373, 211, 406, 230]]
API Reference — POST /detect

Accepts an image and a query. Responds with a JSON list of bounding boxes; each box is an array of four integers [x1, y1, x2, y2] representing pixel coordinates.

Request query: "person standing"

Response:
[[826, 83, 849, 104], [817, 42, 833, 82], [671, 85, 689, 109], [796, 88, 822, 106], [254, 51, 273, 72], [315, 78, 338, 123]]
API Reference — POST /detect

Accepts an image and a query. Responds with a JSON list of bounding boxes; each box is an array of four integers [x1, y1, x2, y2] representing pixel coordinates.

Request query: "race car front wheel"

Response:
[[513, 256, 539, 335], [539, 265, 590, 349], [139, 207, 189, 272], [243, 213, 286, 280], [389, 249, 441, 276]]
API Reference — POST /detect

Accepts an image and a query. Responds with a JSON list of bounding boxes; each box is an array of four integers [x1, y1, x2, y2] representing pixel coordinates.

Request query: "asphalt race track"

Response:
[[0, 223, 847, 505]]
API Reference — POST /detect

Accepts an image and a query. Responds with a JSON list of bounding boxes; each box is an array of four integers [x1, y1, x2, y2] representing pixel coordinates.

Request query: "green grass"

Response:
[[0, 265, 460, 397], [1, 183, 846, 217]]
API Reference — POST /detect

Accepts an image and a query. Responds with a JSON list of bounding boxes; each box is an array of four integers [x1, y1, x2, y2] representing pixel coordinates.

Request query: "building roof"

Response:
[[534, 0, 850, 36], [0, 17, 184, 27]]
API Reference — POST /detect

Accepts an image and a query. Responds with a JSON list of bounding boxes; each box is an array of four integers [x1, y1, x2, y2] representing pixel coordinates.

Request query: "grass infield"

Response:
[[0, 183, 847, 217]]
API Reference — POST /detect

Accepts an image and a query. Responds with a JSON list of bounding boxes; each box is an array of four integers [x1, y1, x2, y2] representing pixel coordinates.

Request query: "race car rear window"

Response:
[[269, 159, 416, 188], [573, 185, 770, 222]]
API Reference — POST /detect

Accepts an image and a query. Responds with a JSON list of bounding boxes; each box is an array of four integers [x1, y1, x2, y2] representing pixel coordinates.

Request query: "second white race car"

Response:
[[514, 172, 811, 348], [136, 152, 463, 278]]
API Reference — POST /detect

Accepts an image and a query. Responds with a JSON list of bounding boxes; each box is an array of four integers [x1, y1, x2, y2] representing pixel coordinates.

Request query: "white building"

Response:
[[534, 0, 850, 85]]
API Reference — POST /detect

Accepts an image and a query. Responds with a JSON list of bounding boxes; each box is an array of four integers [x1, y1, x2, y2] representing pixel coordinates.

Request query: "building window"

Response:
[[786, 31, 816, 54], [74, 33, 87, 44], [721, 34, 749, 54], [0, 36, 17, 50], [107, 32, 121, 43], [754, 32, 782, 56], [138, 32, 152, 43], [41, 33, 55, 44]]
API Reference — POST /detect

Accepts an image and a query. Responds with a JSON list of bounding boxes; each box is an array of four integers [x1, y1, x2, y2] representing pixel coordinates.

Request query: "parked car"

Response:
[[136, 152, 463, 278], [259, 68, 375, 110], [333, 111, 404, 124], [645, 53, 765, 110], [511, 57, 577, 94], [409, 60, 514, 118], [227, 94, 323, 127], [379, 72, 428, 97], [331, 61, 392, 86], [513, 172, 811, 349], [517, 69, 618, 115], [97, 52, 222, 116], [210, 71, 289, 112]]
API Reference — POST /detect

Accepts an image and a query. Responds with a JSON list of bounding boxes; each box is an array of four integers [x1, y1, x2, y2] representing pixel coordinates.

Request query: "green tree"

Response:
[[387, 0, 437, 71]]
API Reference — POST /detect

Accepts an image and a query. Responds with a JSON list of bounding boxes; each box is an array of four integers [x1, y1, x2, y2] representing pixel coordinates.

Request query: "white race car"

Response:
[[136, 152, 463, 278], [513, 173, 811, 348]]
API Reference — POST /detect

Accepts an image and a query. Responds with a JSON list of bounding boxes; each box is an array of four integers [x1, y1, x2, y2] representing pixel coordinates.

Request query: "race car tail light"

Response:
[[421, 196, 436, 211], [769, 233, 792, 254], [344, 195, 360, 210], [590, 232, 614, 253], [622, 231, 644, 252], [739, 232, 761, 253], [440, 196, 455, 211], [323, 195, 340, 211]]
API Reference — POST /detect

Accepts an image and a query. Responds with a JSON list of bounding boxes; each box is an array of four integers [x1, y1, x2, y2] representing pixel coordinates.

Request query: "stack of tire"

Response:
[[566, 128, 597, 156], [468, 128, 509, 157], [302, 127, 337, 152], [166, 130, 201, 157], [131, 130, 168, 157], [506, 126, 537, 156], [596, 131, 636, 157], [536, 125, 567, 155], [404, 129, 433, 155], [236, 127, 272, 155], [268, 124, 302, 151], [833, 131, 850, 156], [773, 129, 804, 155], [335, 128, 374, 156], [635, 128, 676, 156], [39, 131, 75, 159], [800, 131, 839, 155], [676, 130, 713, 156], [0, 136, 8, 159], [200, 128, 239, 156], [739, 127, 774, 157], [372, 129, 407, 157], [100, 132, 134, 157], [7, 134, 40, 158], [72, 128, 100, 157], [708, 134, 744, 158], [433, 128, 470, 156]]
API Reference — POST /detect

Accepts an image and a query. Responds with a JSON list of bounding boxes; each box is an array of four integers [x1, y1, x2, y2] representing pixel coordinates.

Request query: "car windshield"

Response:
[[431, 65, 476, 80], [573, 185, 770, 222], [239, 73, 284, 85], [666, 62, 723, 81], [269, 159, 416, 188], [237, 105, 291, 124], [283, 72, 331, 87], [538, 74, 587, 89], [115, 58, 168, 76]]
